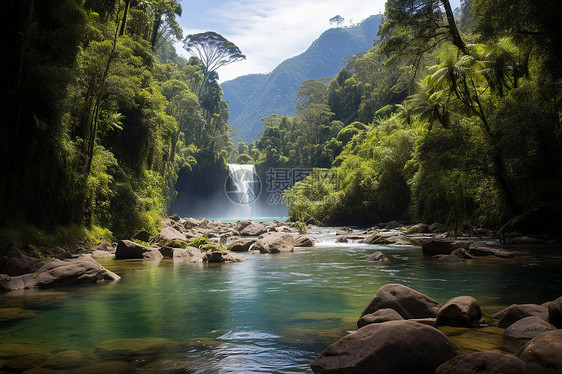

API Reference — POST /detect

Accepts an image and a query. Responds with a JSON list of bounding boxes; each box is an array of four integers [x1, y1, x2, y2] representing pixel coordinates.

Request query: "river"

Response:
[[1, 227, 561, 372]]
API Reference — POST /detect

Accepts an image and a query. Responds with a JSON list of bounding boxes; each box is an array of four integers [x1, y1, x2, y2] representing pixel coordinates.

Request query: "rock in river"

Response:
[[548, 296, 562, 328], [252, 233, 296, 253], [311, 320, 459, 374], [437, 296, 482, 327], [115, 240, 163, 260], [357, 308, 403, 328], [436, 352, 528, 374], [0, 256, 120, 291], [361, 283, 442, 319], [493, 303, 549, 328], [519, 329, 562, 373], [504, 316, 556, 339]]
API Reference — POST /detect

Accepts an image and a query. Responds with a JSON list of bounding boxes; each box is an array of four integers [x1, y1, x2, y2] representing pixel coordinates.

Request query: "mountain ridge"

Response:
[[222, 14, 382, 142]]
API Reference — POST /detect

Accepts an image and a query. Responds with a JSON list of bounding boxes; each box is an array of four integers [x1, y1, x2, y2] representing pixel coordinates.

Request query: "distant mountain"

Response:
[[222, 14, 382, 142]]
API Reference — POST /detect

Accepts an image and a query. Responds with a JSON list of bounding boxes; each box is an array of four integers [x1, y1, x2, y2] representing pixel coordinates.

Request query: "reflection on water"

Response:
[[1, 227, 561, 372]]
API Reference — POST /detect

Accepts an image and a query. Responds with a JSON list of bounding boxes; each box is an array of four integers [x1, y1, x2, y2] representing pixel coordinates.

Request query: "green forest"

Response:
[[249, 0, 562, 233], [1, 0, 234, 244], [1, 0, 561, 246]]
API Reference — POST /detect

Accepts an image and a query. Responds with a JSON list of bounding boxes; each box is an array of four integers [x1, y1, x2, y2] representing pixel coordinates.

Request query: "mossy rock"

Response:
[[0, 341, 53, 359], [2, 353, 49, 372], [72, 361, 134, 374], [200, 244, 224, 252], [182, 337, 224, 350], [42, 350, 89, 369], [0, 307, 38, 322], [279, 328, 347, 345], [161, 240, 187, 249], [95, 337, 178, 360]]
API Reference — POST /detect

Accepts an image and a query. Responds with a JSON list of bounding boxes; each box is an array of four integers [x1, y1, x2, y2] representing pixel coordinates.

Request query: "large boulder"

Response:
[[311, 320, 459, 374], [227, 240, 255, 252], [157, 227, 187, 242], [252, 233, 296, 253], [0, 256, 120, 291], [173, 247, 204, 263], [366, 251, 389, 262], [404, 223, 430, 234], [295, 236, 314, 247], [115, 240, 163, 260], [422, 240, 470, 256], [548, 296, 562, 328], [0, 250, 45, 276], [519, 330, 562, 373], [361, 284, 442, 319], [436, 352, 528, 374], [239, 222, 267, 236], [205, 251, 247, 263], [95, 337, 177, 360], [357, 308, 403, 328], [437, 296, 482, 327], [469, 245, 516, 258], [504, 316, 556, 339], [493, 304, 549, 328]]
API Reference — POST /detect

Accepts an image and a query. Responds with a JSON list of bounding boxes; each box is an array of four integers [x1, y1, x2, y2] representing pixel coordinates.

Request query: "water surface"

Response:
[[1, 228, 561, 372]]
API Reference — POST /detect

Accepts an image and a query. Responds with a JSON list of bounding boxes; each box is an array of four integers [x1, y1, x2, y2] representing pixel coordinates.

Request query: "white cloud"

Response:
[[177, 0, 386, 82]]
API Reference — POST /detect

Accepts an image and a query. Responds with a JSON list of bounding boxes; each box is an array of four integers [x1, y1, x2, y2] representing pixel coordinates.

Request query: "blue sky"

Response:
[[176, 0, 462, 82]]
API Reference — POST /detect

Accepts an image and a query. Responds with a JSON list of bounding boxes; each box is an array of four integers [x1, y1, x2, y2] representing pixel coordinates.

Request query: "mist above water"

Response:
[[170, 164, 288, 221]]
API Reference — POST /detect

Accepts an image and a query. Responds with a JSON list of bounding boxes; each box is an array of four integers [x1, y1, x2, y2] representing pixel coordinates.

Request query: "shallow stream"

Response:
[[1, 227, 561, 372]]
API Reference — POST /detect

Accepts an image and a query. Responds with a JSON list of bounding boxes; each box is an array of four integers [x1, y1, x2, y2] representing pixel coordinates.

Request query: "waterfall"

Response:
[[225, 164, 260, 217]]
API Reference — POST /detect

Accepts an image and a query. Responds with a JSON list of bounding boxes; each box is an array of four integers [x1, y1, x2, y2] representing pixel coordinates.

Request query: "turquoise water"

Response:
[[1, 228, 562, 372]]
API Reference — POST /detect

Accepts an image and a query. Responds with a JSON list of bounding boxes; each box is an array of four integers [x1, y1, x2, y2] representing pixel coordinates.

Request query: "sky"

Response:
[[176, 0, 462, 83]]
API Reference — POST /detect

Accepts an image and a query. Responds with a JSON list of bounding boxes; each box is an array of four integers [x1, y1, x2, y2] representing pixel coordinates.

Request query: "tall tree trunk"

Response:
[[150, 11, 163, 49], [441, 0, 468, 55], [119, 0, 131, 36]]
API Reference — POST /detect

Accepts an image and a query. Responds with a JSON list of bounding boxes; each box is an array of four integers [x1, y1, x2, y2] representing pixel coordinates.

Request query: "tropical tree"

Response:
[[182, 32, 245, 95], [329, 15, 345, 27]]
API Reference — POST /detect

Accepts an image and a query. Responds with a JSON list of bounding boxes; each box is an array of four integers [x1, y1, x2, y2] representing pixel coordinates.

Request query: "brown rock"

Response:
[[95, 337, 176, 360], [132, 230, 152, 242], [205, 251, 247, 263], [74, 361, 134, 374], [422, 240, 470, 256], [311, 320, 459, 374], [366, 251, 389, 262], [2, 353, 49, 372], [493, 304, 549, 328], [172, 247, 204, 263], [548, 296, 562, 328], [469, 245, 516, 258], [239, 222, 267, 236], [437, 296, 482, 327], [436, 352, 528, 374], [157, 227, 187, 242], [115, 240, 162, 260], [0, 256, 120, 291], [252, 233, 296, 253], [227, 240, 255, 252], [361, 283, 442, 319], [505, 316, 556, 339], [357, 308, 403, 328], [295, 236, 314, 247], [404, 223, 430, 234], [42, 350, 88, 369], [0, 250, 45, 276], [519, 330, 562, 373]]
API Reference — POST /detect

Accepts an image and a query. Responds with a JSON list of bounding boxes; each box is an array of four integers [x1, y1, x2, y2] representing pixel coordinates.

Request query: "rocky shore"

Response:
[[311, 283, 562, 374], [0, 216, 315, 292]]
